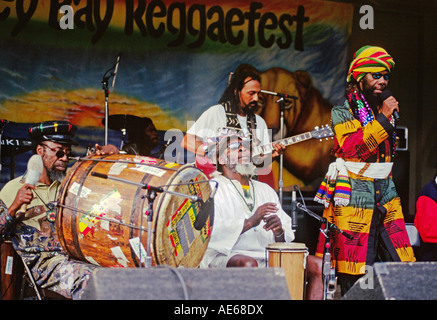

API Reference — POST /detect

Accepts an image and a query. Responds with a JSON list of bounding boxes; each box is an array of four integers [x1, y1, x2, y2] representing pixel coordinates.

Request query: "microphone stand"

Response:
[[296, 202, 353, 300], [260, 90, 298, 204], [101, 54, 121, 146], [102, 72, 111, 146], [0, 120, 4, 173], [278, 97, 284, 204]]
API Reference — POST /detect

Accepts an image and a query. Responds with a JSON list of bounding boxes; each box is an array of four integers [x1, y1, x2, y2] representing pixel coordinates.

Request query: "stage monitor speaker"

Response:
[[81, 267, 291, 300], [343, 262, 437, 300]]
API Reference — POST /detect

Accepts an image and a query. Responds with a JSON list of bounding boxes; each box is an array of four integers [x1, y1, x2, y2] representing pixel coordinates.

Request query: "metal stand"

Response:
[[260, 90, 298, 204], [143, 186, 159, 268], [278, 97, 285, 204], [319, 219, 338, 300], [101, 54, 121, 146], [101, 77, 110, 146], [0, 120, 4, 173], [296, 202, 353, 300]]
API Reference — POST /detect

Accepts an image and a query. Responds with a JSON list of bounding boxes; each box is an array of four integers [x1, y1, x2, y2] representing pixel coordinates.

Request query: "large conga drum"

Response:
[[267, 242, 308, 300], [55, 154, 213, 268]]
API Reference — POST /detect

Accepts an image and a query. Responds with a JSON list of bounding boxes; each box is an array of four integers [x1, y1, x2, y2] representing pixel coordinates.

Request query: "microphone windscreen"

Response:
[[193, 198, 214, 230], [380, 89, 392, 101], [25, 155, 43, 185]]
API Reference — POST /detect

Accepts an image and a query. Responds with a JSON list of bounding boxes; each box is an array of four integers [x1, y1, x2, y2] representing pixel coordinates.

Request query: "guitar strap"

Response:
[[222, 102, 260, 146]]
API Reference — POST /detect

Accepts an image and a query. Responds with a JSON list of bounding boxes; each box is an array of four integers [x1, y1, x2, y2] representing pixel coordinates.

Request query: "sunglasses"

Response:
[[228, 141, 250, 150], [41, 144, 73, 159], [372, 72, 390, 81]]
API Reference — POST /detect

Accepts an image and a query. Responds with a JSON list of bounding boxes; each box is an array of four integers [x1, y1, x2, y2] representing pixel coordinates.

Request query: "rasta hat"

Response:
[[28, 121, 78, 145], [347, 45, 395, 83]]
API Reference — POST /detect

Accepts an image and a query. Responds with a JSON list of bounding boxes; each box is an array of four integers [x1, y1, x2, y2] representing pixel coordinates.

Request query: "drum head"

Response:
[[267, 242, 308, 252], [154, 165, 212, 267]]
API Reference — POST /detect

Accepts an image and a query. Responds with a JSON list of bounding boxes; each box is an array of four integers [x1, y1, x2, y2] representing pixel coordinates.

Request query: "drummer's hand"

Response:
[[263, 214, 284, 237], [92, 144, 119, 155], [249, 202, 278, 227], [8, 184, 36, 219]]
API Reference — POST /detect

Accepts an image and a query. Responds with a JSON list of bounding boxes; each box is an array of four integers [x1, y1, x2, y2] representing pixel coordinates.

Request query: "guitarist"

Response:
[[181, 70, 285, 178]]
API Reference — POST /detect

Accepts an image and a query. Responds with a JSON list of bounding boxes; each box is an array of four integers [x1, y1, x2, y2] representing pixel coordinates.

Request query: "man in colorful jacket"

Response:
[[314, 45, 415, 295]]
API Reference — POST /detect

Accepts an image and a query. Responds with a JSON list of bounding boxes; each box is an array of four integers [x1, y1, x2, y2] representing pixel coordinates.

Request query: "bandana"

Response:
[[346, 45, 395, 83]]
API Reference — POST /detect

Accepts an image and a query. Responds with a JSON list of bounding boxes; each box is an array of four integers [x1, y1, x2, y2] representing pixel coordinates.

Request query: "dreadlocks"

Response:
[[218, 71, 261, 115]]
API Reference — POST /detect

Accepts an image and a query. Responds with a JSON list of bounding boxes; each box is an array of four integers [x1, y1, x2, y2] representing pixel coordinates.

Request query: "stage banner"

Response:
[[0, 0, 353, 189]]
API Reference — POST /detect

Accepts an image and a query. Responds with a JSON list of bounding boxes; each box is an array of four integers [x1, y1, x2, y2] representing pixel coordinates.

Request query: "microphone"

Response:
[[193, 181, 218, 230], [112, 53, 122, 88], [261, 89, 298, 100], [227, 72, 234, 85], [157, 138, 173, 159], [380, 90, 400, 122], [20, 155, 43, 214], [291, 185, 298, 231]]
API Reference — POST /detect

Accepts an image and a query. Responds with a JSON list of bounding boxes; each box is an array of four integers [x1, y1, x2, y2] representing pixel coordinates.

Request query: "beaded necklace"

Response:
[[347, 85, 397, 158], [225, 176, 255, 213]]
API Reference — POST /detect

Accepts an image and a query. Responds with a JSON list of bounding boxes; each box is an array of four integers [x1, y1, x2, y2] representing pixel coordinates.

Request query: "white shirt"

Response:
[[200, 175, 294, 268], [187, 104, 271, 146]]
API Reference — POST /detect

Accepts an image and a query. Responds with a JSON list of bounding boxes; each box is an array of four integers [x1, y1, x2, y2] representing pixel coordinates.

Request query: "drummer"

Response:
[[199, 129, 323, 299], [0, 120, 118, 299], [122, 117, 159, 157]]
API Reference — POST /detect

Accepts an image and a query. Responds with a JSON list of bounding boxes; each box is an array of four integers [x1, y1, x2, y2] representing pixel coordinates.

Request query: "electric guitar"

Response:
[[196, 125, 334, 178], [252, 124, 334, 158]]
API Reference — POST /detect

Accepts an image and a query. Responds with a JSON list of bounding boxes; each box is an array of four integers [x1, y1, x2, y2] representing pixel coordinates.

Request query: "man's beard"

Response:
[[229, 163, 256, 177], [361, 79, 382, 109], [241, 101, 258, 115], [47, 165, 67, 182], [362, 89, 380, 109]]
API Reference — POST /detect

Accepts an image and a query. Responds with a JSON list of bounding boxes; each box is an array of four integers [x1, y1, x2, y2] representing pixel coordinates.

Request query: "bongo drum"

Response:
[[55, 154, 212, 268], [267, 242, 308, 300]]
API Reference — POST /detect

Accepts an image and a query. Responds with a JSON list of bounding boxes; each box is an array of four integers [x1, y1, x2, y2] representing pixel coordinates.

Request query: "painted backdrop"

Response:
[[0, 0, 353, 189]]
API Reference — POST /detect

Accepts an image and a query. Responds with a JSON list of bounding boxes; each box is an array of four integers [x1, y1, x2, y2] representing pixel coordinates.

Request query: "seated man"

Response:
[[122, 117, 159, 157], [200, 129, 322, 299], [414, 171, 437, 261], [0, 120, 118, 299]]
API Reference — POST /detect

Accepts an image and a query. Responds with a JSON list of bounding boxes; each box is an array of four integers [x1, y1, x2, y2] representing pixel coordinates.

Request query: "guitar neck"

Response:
[[254, 131, 313, 156]]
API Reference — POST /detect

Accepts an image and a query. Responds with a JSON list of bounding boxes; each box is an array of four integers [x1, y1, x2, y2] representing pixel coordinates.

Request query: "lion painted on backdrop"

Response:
[[235, 64, 334, 190]]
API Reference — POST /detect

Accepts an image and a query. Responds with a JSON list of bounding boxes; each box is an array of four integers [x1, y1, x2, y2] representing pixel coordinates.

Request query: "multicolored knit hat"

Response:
[[346, 45, 395, 83]]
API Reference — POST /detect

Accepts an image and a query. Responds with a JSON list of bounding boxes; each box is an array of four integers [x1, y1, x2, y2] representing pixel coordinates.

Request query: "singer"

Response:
[[199, 129, 323, 299], [314, 45, 415, 296], [0, 120, 118, 299]]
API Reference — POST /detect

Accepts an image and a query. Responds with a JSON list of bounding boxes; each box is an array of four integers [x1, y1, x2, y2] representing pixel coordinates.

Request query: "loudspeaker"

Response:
[[343, 262, 437, 300], [81, 267, 291, 300]]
